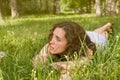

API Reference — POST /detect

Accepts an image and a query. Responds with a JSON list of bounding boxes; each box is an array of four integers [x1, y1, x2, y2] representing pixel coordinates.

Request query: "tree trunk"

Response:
[[53, 0, 57, 14], [86, 0, 92, 13], [10, 0, 19, 18], [45, 0, 49, 13], [95, 0, 102, 16], [0, 0, 4, 23], [105, 0, 118, 16], [114, 0, 119, 14], [40, 0, 42, 9]]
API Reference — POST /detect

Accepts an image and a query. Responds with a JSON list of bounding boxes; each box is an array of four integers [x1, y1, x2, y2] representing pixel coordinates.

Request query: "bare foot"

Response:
[[105, 22, 113, 31]]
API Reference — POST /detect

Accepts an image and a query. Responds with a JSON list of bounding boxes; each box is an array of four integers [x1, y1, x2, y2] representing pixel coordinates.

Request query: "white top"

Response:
[[86, 31, 107, 50]]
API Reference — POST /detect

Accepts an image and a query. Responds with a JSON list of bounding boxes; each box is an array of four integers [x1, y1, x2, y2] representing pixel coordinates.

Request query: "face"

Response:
[[48, 27, 68, 54]]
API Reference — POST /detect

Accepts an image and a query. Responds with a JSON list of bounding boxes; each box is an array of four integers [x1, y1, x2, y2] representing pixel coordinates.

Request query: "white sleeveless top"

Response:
[[86, 31, 107, 50]]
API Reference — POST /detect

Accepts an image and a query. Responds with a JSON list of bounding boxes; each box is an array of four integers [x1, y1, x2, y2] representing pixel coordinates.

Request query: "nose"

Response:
[[50, 37, 55, 44]]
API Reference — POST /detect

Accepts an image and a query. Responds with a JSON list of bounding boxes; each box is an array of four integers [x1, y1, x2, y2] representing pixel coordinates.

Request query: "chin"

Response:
[[51, 52, 57, 54], [49, 50, 55, 54], [50, 51, 59, 55]]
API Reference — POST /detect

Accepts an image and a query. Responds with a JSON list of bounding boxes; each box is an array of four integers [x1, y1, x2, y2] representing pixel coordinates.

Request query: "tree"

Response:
[[105, 0, 119, 16], [45, 0, 49, 13], [53, 0, 57, 14], [0, 0, 4, 23], [10, 0, 19, 18], [95, 0, 102, 16], [39, 0, 42, 10], [86, 0, 92, 13]]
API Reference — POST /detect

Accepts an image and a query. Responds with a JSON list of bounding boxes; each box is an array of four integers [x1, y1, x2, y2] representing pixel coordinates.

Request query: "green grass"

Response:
[[0, 14, 120, 80]]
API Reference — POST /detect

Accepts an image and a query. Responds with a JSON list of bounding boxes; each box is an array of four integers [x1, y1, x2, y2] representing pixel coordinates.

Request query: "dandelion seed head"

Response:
[[0, 51, 6, 59], [34, 32, 37, 36]]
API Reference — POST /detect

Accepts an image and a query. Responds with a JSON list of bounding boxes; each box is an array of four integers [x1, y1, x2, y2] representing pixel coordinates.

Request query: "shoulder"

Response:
[[40, 43, 49, 55]]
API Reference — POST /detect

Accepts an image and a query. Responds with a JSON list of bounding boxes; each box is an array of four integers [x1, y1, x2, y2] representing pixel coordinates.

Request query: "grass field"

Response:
[[0, 14, 120, 80]]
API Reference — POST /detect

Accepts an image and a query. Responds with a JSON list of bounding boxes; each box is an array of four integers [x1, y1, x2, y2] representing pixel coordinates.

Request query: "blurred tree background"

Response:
[[0, 0, 120, 80], [0, 0, 120, 20]]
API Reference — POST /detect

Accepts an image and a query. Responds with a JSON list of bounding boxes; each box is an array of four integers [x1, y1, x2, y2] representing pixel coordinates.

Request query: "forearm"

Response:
[[51, 57, 89, 70], [32, 44, 49, 68], [32, 54, 48, 68], [51, 61, 76, 71]]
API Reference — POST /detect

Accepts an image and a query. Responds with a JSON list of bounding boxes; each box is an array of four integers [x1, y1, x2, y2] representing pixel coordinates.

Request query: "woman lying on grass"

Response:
[[32, 21, 113, 71]]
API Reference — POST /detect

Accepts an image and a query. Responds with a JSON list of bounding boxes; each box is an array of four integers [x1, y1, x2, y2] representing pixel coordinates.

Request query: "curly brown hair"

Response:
[[48, 21, 96, 58]]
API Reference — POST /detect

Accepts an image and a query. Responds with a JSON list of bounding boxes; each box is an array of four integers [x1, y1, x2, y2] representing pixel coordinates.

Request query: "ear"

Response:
[[85, 48, 93, 60], [86, 48, 93, 56]]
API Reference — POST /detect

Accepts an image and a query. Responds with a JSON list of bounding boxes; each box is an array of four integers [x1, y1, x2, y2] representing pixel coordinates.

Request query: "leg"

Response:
[[93, 22, 112, 39]]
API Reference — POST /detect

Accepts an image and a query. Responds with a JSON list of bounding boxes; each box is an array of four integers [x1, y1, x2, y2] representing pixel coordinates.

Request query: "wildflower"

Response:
[[64, 55, 68, 60], [34, 32, 37, 36], [0, 51, 5, 59], [116, 35, 119, 41], [31, 69, 37, 80]]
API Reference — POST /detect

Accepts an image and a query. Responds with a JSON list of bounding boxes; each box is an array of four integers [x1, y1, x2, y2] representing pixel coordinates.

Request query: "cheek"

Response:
[[59, 42, 67, 51]]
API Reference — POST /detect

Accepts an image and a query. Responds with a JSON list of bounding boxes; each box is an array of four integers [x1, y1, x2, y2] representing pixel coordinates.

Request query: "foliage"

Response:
[[1, 0, 120, 16], [2, 0, 10, 15], [61, 0, 90, 13], [17, 0, 40, 14], [0, 14, 120, 80]]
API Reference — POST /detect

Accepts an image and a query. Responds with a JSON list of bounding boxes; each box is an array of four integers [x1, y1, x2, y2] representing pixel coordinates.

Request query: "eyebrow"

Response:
[[53, 30, 65, 40], [53, 31, 61, 39], [56, 35, 61, 41]]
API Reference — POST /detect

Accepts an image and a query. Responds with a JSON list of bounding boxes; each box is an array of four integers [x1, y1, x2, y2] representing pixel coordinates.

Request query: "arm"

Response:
[[50, 56, 89, 71], [32, 44, 49, 68], [51, 61, 75, 70]]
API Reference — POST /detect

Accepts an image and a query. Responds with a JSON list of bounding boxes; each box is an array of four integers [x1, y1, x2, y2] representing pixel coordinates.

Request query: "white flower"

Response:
[[116, 35, 119, 41], [34, 32, 37, 36], [0, 51, 5, 59]]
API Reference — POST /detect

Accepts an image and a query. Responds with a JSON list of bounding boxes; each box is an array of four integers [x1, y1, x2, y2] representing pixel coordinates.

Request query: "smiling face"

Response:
[[48, 27, 68, 54]]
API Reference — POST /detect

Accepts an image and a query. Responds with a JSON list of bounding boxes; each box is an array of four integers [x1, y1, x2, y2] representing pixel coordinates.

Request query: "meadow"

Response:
[[0, 14, 120, 80]]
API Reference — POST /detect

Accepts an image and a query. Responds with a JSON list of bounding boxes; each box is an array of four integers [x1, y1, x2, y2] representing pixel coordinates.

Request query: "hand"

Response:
[[50, 62, 67, 70]]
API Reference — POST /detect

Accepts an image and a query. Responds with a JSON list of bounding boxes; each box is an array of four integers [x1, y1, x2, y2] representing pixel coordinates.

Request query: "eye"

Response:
[[56, 36, 61, 41]]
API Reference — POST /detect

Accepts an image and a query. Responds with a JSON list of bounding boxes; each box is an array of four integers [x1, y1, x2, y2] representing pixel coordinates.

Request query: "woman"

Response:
[[32, 21, 112, 70]]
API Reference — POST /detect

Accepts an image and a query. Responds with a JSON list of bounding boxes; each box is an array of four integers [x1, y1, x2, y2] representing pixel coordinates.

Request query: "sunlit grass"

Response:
[[0, 14, 120, 80]]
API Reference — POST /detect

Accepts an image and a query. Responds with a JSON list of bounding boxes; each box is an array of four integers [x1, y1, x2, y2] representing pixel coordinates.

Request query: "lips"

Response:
[[48, 45, 54, 52]]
